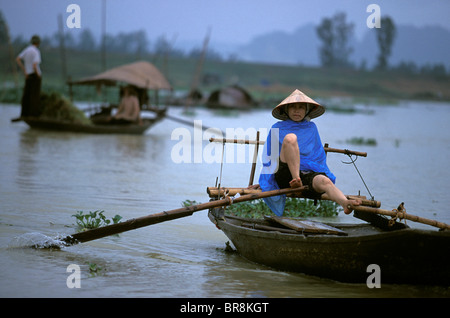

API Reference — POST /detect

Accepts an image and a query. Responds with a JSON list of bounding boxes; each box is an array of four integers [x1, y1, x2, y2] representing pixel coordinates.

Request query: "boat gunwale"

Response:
[[22, 116, 161, 134], [210, 211, 449, 244]]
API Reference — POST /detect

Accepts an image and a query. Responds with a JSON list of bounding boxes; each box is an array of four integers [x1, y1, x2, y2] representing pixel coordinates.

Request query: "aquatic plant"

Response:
[[182, 197, 341, 219], [346, 137, 377, 146], [87, 262, 102, 273], [182, 200, 199, 207], [72, 210, 122, 231], [224, 198, 341, 219]]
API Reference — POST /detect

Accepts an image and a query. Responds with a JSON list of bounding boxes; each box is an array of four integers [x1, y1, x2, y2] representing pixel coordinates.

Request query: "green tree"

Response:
[[78, 28, 97, 51], [316, 12, 354, 68], [316, 17, 334, 67], [376, 16, 396, 70], [0, 10, 8, 44]]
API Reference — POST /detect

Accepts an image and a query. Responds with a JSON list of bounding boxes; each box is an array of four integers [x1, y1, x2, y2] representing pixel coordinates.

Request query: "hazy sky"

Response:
[[2, 0, 450, 46]]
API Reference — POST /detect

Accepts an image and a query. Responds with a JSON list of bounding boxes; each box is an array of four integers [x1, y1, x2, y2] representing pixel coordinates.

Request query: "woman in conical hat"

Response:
[[271, 89, 325, 120], [256, 89, 360, 216]]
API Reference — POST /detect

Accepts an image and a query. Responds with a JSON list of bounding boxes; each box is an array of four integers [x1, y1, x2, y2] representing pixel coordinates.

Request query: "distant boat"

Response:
[[206, 85, 256, 110], [22, 114, 165, 135], [19, 61, 172, 135]]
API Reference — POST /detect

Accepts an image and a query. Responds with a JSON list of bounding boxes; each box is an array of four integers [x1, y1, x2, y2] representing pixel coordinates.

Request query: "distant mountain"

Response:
[[234, 23, 450, 69], [238, 24, 320, 66]]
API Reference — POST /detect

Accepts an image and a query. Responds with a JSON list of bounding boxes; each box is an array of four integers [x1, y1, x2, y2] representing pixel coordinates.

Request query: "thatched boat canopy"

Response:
[[206, 85, 255, 110], [71, 61, 172, 90]]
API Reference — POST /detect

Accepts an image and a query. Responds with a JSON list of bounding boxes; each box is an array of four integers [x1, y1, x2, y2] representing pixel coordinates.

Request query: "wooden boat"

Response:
[[204, 137, 450, 285], [206, 85, 256, 110], [208, 207, 450, 285], [20, 61, 172, 135], [22, 110, 165, 135]]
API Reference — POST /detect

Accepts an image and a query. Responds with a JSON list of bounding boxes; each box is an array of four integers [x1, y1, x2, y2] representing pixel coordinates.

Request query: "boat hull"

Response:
[[209, 210, 450, 285], [23, 117, 161, 135]]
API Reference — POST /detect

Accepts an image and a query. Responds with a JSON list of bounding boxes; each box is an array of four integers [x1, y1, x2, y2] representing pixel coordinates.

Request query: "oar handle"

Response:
[[324, 147, 367, 157]]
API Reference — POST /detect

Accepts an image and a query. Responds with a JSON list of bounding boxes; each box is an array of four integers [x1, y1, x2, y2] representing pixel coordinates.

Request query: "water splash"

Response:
[[8, 232, 69, 249]]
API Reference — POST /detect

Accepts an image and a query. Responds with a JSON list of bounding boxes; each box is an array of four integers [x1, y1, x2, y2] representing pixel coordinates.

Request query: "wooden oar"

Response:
[[350, 205, 450, 230], [56, 186, 308, 247], [164, 114, 223, 134]]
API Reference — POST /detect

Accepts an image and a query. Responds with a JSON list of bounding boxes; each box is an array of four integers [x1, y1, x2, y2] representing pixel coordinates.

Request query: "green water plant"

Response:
[[72, 210, 122, 231], [182, 197, 341, 219], [87, 262, 102, 273], [224, 198, 341, 218], [346, 137, 377, 146]]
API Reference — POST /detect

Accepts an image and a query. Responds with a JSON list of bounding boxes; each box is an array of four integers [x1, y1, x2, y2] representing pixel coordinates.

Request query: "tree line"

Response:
[[315, 11, 447, 77], [0, 10, 447, 77], [0, 10, 224, 63], [8, 28, 224, 61], [317, 12, 396, 70]]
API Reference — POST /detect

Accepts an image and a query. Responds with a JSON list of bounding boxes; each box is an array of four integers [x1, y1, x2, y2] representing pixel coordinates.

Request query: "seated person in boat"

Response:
[[253, 89, 361, 216], [110, 86, 142, 124]]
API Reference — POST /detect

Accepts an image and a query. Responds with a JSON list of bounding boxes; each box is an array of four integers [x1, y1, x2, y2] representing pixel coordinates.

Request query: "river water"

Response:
[[1, 100, 449, 298]]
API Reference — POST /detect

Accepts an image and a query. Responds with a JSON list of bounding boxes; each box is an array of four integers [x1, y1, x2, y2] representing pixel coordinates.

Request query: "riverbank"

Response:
[[1, 47, 449, 104]]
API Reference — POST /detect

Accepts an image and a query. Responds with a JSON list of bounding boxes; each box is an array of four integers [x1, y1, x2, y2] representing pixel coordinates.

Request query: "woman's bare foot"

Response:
[[289, 177, 303, 188], [343, 199, 362, 214]]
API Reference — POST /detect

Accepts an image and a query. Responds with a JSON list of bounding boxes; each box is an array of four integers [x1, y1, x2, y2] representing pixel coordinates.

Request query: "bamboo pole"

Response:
[[324, 146, 367, 157], [248, 131, 260, 186], [351, 205, 450, 230], [206, 187, 380, 208], [209, 137, 264, 145], [209, 137, 367, 157]]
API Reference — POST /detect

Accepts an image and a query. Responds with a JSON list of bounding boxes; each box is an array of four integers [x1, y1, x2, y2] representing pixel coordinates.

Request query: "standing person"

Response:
[[16, 35, 42, 118], [255, 89, 361, 216]]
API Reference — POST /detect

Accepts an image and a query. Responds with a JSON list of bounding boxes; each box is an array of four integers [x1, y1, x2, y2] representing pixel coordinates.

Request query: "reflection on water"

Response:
[[1, 102, 450, 298]]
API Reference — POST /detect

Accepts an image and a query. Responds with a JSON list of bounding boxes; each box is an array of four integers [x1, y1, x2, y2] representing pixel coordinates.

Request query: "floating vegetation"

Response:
[[346, 137, 377, 146], [72, 210, 122, 232], [39, 92, 92, 124], [182, 200, 199, 207], [86, 262, 103, 276], [326, 105, 375, 115], [182, 198, 341, 219]]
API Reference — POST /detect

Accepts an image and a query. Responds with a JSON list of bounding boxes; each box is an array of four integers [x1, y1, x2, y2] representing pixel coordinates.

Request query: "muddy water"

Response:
[[1, 101, 449, 298]]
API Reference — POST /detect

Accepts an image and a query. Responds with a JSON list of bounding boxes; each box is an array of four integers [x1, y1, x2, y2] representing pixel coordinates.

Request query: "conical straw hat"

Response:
[[272, 89, 325, 120]]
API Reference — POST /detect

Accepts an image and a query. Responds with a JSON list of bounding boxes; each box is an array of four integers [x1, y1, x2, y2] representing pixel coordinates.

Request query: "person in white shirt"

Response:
[[16, 35, 42, 118]]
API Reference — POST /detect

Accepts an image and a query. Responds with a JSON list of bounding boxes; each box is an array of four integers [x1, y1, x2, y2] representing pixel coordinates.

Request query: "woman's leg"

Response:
[[279, 133, 302, 188], [312, 175, 361, 214]]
